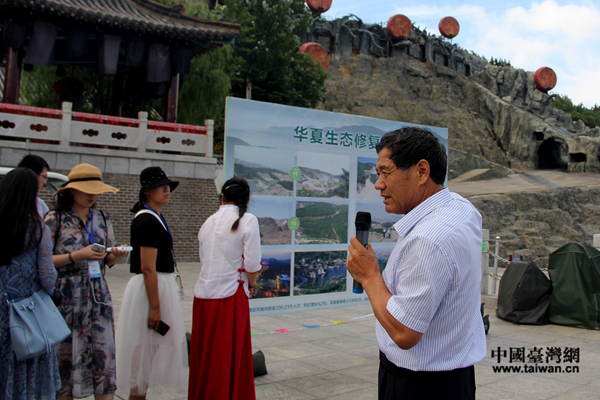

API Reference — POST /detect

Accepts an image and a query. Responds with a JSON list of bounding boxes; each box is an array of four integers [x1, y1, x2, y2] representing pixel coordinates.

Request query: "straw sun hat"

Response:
[[55, 163, 118, 196]]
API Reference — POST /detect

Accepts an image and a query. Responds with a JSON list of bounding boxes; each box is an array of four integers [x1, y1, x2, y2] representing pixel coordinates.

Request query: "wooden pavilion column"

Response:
[[166, 73, 179, 123], [3, 48, 22, 104]]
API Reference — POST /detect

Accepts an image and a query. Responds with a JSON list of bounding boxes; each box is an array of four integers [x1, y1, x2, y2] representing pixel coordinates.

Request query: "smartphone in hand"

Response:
[[156, 321, 170, 336], [91, 243, 105, 253]]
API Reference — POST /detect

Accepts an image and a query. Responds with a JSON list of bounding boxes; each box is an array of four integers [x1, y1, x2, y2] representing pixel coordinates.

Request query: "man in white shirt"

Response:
[[347, 127, 486, 399], [17, 154, 50, 218]]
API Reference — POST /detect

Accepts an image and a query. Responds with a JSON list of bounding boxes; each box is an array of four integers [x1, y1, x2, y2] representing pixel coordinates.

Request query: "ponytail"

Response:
[[130, 189, 147, 213], [221, 177, 250, 232]]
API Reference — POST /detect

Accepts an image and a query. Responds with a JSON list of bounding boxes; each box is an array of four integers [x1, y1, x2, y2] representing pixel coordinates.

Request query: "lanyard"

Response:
[[73, 210, 94, 245], [144, 204, 171, 237]]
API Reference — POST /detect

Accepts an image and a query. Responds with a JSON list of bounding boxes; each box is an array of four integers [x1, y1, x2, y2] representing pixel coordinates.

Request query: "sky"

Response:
[[298, 151, 350, 175], [235, 145, 294, 172], [323, 0, 600, 108]]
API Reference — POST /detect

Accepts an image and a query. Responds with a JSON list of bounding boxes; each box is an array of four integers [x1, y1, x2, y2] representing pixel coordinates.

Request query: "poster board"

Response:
[[224, 97, 448, 316]]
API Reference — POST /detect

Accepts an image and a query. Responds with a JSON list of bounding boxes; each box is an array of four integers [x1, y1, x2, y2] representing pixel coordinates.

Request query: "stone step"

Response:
[[449, 168, 490, 183]]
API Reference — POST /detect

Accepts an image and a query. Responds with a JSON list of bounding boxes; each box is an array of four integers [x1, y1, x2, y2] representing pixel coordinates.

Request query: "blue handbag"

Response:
[[6, 288, 71, 361]]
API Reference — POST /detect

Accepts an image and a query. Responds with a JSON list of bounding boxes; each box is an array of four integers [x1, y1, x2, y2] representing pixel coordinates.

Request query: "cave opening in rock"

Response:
[[537, 138, 568, 169], [533, 131, 544, 141], [570, 153, 587, 163]]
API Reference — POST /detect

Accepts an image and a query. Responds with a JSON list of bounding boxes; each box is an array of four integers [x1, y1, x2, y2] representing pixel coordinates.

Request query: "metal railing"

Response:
[[483, 235, 549, 296]]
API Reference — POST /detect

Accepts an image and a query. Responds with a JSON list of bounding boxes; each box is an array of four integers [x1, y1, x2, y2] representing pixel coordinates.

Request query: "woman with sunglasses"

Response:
[[17, 154, 51, 218], [116, 167, 188, 400], [44, 163, 128, 400]]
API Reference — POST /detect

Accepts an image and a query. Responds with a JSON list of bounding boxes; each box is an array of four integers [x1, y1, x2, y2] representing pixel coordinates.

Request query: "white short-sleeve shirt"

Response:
[[194, 205, 262, 299], [377, 188, 487, 371], [37, 197, 49, 219]]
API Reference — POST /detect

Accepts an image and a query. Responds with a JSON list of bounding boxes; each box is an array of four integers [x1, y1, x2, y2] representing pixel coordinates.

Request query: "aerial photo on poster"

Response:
[[294, 250, 347, 296], [252, 250, 292, 299], [233, 145, 294, 196], [295, 201, 348, 244], [373, 246, 395, 273], [296, 151, 350, 198], [355, 201, 400, 243], [224, 98, 447, 314], [249, 198, 294, 245], [357, 157, 380, 200]]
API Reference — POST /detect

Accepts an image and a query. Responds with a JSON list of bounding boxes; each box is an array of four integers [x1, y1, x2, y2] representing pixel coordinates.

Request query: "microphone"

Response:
[[353, 211, 371, 294]]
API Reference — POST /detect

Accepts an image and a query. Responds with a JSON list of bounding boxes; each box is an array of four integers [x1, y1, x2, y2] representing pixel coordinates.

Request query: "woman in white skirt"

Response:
[[116, 166, 188, 400]]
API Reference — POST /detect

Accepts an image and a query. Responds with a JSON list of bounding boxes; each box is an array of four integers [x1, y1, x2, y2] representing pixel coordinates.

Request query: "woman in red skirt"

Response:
[[189, 177, 262, 400]]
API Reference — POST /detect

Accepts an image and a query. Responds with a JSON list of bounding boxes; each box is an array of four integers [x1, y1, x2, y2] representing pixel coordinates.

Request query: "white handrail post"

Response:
[[492, 236, 500, 295], [481, 229, 489, 294], [205, 119, 214, 158], [60, 102, 72, 149], [138, 111, 148, 153]]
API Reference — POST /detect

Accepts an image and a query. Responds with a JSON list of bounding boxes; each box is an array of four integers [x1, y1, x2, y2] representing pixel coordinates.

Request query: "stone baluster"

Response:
[[60, 102, 72, 149], [205, 119, 214, 158], [138, 111, 148, 153]]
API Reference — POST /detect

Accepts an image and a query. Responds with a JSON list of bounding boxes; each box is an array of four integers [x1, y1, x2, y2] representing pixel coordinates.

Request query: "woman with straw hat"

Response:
[[44, 163, 128, 400]]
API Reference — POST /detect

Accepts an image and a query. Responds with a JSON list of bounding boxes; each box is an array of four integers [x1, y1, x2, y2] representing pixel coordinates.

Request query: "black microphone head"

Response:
[[355, 211, 371, 231]]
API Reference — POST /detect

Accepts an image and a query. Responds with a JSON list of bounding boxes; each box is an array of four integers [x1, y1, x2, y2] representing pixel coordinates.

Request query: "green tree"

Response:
[[164, 0, 328, 151], [553, 94, 600, 128], [21, 65, 133, 115], [220, 0, 328, 108], [154, 0, 210, 17], [178, 46, 233, 153], [20, 66, 58, 108], [489, 57, 511, 67]]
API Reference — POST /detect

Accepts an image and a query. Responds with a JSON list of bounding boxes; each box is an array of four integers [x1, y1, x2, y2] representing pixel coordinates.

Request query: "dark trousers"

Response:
[[378, 352, 475, 400]]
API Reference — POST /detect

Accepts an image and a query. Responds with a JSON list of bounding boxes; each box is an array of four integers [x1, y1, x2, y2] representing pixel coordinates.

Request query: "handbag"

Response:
[[5, 287, 71, 361]]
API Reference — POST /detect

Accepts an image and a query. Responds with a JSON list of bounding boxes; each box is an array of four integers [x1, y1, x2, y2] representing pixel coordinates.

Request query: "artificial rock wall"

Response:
[[311, 18, 600, 173], [470, 186, 600, 269]]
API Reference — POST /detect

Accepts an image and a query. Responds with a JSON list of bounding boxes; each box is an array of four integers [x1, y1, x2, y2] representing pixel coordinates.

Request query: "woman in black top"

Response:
[[115, 167, 188, 399]]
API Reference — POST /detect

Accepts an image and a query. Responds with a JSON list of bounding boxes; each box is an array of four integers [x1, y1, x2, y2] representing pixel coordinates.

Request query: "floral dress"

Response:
[[0, 225, 60, 400], [44, 209, 117, 398]]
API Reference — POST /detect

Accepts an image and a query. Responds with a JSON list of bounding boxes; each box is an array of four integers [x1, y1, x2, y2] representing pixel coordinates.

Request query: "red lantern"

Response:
[[300, 42, 329, 71], [306, 0, 332, 13], [439, 17, 460, 39], [534, 67, 557, 92], [387, 14, 412, 40]]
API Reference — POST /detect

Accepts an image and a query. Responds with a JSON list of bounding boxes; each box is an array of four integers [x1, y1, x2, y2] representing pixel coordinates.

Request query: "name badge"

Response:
[[88, 261, 102, 279]]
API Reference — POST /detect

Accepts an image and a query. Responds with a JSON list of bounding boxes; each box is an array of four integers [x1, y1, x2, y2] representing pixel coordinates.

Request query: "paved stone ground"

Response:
[[447, 169, 600, 198], [88, 170, 600, 399], [97, 262, 600, 400]]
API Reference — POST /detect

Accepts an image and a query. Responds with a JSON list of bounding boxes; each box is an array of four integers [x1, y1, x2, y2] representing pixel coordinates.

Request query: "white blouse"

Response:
[[194, 205, 262, 299]]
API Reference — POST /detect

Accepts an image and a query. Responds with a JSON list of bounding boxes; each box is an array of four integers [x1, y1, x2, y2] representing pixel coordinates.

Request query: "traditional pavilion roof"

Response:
[[2, 0, 239, 46]]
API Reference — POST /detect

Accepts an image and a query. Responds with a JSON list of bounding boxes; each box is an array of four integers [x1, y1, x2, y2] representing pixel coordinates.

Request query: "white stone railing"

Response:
[[0, 102, 213, 157]]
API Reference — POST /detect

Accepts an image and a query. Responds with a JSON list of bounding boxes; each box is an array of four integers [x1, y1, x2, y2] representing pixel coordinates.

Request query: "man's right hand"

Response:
[[347, 236, 380, 288], [348, 236, 423, 350]]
